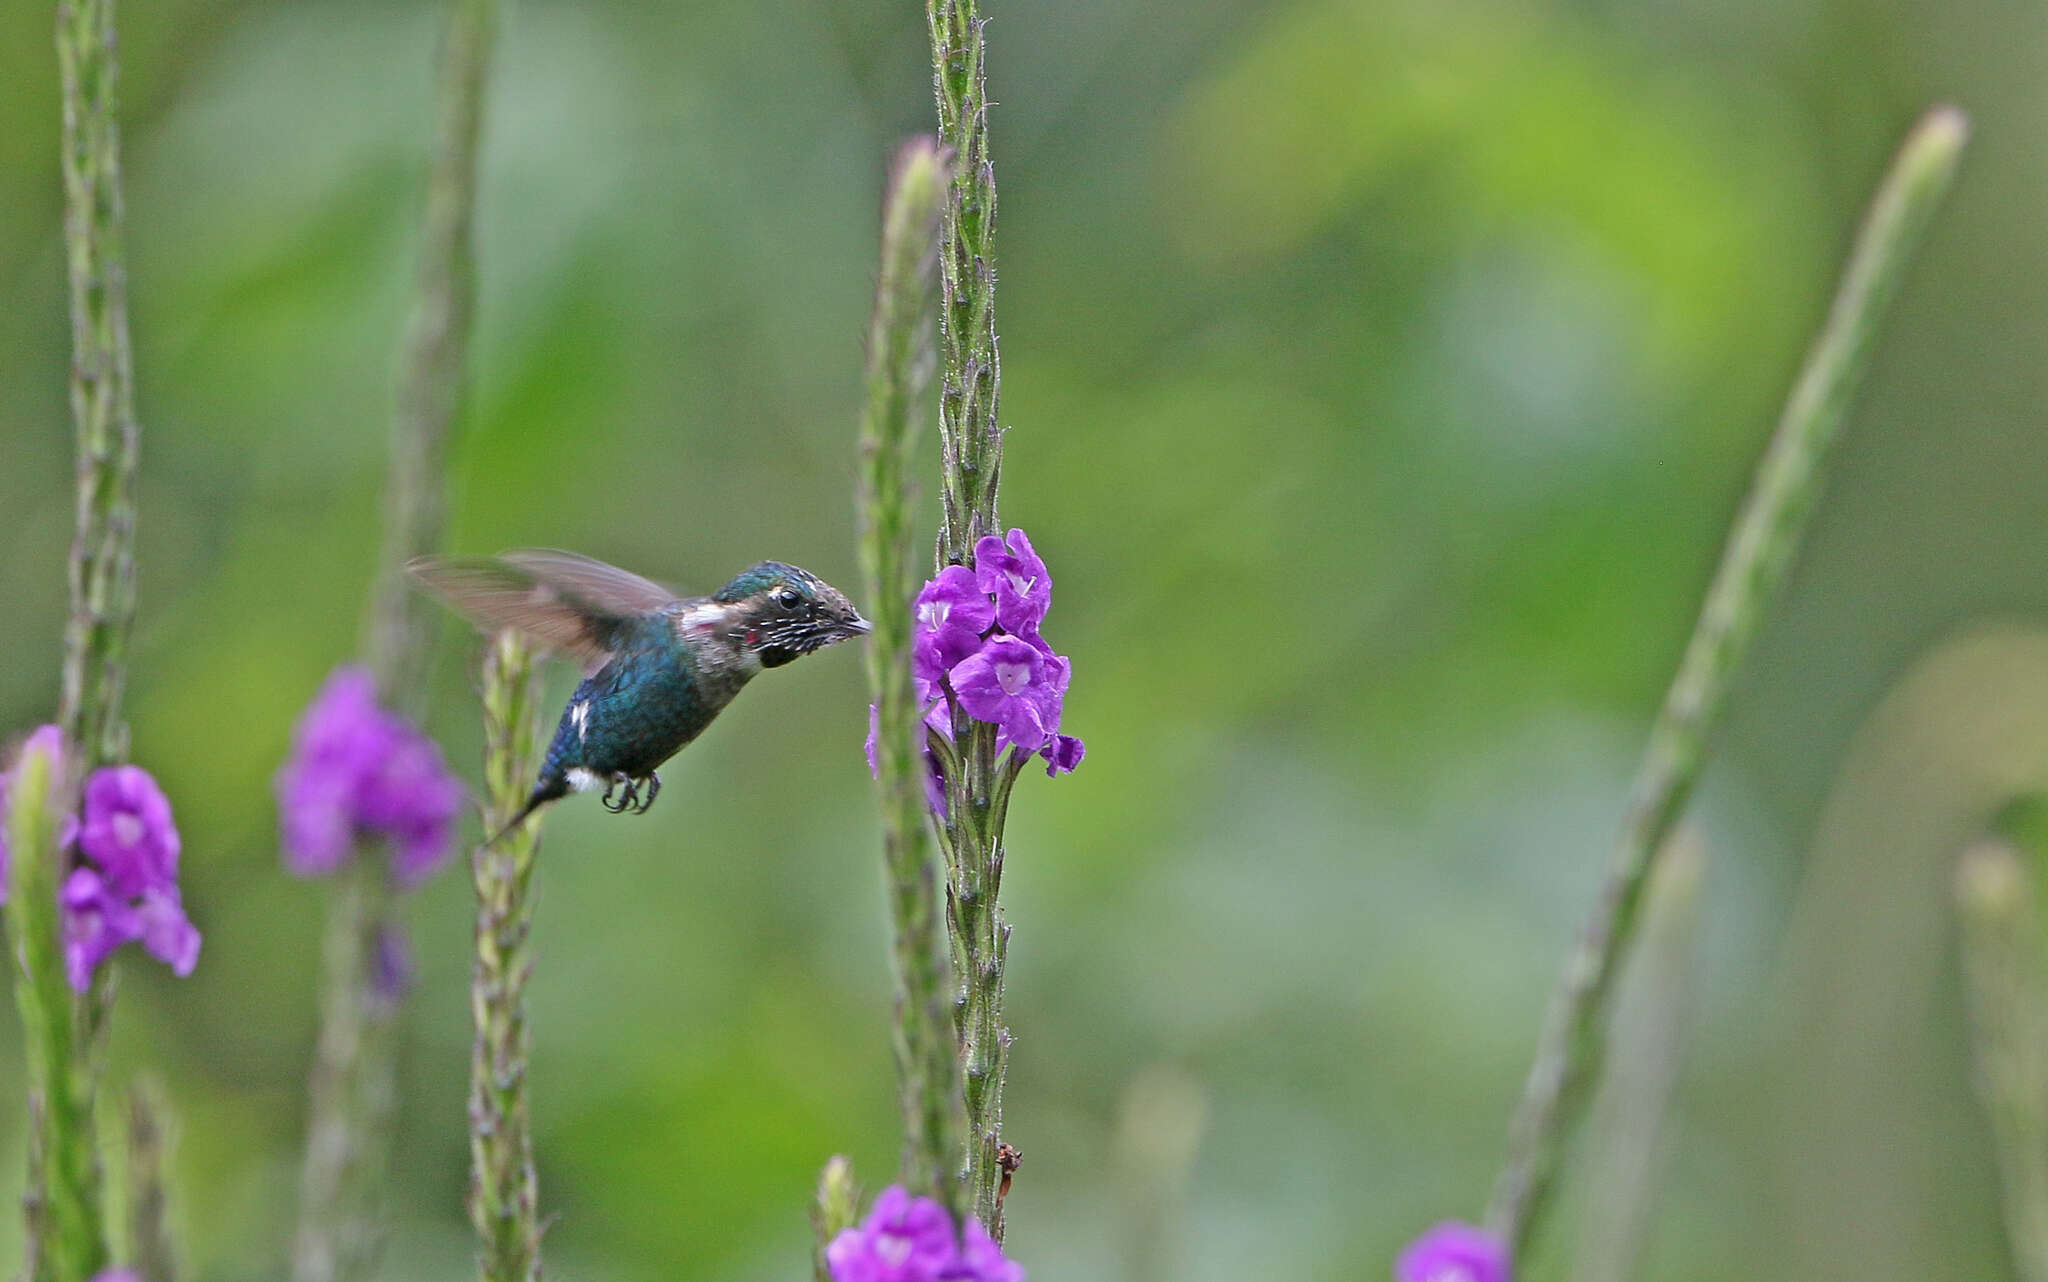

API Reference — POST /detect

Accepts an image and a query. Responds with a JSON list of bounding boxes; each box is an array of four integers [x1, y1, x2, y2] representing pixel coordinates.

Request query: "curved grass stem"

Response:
[[1485, 105, 1970, 1257]]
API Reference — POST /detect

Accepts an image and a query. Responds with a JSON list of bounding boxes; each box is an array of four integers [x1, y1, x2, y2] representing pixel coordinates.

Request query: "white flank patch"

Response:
[[566, 768, 601, 793], [570, 699, 590, 743]]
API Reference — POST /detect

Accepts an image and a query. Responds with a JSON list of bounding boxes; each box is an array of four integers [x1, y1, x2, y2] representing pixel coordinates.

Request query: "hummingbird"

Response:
[[408, 549, 869, 832]]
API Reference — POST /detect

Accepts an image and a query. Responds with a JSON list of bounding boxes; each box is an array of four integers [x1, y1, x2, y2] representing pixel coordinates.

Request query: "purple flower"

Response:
[[973, 529, 1050, 636], [914, 566, 997, 695], [80, 766, 180, 899], [1040, 734, 1085, 776], [277, 666, 463, 886], [66, 767, 203, 992], [950, 635, 1059, 753], [938, 1218, 1025, 1282], [0, 731, 198, 990], [1395, 1222, 1511, 1282], [825, 1185, 956, 1282], [59, 866, 195, 993]]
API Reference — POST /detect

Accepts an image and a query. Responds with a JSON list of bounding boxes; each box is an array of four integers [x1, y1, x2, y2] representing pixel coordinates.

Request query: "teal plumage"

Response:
[[408, 549, 868, 830]]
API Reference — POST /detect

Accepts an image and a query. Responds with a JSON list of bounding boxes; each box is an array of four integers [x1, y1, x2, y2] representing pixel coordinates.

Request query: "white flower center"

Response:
[[918, 600, 950, 629], [1424, 1267, 1476, 1282], [112, 813, 145, 849], [994, 660, 1032, 696], [1005, 570, 1036, 598], [877, 1232, 914, 1268]]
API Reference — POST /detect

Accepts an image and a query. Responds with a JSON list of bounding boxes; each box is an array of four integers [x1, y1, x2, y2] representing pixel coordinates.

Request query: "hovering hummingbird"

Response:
[[408, 549, 869, 831]]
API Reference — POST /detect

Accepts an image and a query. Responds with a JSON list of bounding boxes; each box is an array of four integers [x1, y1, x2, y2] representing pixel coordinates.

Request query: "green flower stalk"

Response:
[[56, 0, 141, 775], [1485, 105, 1969, 1257], [124, 1078, 177, 1282], [926, 0, 1002, 564], [1570, 831, 1705, 1282], [469, 631, 546, 1282], [857, 138, 964, 1212], [1957, 841, 2048, 1282], [925, 0, 1018, 1238], [293, 2, 499, 1280], [7, 735, 107, 1282], [48, 0, 141, 1275]]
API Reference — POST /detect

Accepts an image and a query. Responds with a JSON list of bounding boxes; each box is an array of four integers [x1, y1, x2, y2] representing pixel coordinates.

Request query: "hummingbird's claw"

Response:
[[633, 773, 660, 814], [601, 774, 637, 813]]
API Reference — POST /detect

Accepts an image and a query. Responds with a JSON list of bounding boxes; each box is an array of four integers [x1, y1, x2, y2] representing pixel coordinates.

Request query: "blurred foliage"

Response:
[[2, 1, 2047, 1279]]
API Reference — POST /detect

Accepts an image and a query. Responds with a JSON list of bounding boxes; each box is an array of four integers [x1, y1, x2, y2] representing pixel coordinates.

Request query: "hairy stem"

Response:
[[926, 0, 1015, 1237], [928, 0, 1003, 566], [1485, 105, 1969, 1256], [1957, 841, 2048, 1282], [56, 0, 140, 773], [857, 138, 963, 1213], [48, 0, 140, 1274], [469, 631, 546, 1282], [7, 740, 106, 1282], [294, 3, 499, 1278]]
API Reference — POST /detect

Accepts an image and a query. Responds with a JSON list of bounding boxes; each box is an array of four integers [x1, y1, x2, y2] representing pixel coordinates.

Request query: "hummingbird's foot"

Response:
[[632, 773, 660, 814], [613, 777, 643, 814], [600, 774, 635, 813]]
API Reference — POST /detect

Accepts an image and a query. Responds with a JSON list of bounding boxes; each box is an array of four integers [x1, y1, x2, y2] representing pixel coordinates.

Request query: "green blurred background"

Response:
[[2, 0, 2046, 1278]]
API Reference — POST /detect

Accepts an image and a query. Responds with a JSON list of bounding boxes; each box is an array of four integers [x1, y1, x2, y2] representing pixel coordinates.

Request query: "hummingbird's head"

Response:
[[714, 562, 870, 668]]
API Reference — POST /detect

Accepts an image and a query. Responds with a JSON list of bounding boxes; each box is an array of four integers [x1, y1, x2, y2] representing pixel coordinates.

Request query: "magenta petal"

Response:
[[973, 528, 1051, 635], [826, 1184, 957, 1282], [62, 868, 139, 993], [134, 889, 202, 977], [81, 764, 181, 898], [1395, 1221, 1512, 1282]]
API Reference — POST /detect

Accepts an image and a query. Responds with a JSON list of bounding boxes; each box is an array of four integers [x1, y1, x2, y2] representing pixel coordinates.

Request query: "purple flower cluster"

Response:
[[1, 726, 201, 992], [825, 1185, 1024, 1282], [869, 528, 1083, 809], [1395, 1221, 1512, 1282], [276, 667, 463, 887]]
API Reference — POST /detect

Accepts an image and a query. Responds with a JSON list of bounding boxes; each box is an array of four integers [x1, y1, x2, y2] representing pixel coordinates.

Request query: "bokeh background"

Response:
[[3, 1, 2047, 1279]]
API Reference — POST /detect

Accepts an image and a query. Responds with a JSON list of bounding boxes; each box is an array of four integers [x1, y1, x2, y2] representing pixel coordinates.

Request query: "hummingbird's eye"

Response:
[[774, 587, 804, 611]]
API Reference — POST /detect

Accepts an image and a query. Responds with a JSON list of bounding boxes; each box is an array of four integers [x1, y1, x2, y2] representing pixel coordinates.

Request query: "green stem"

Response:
[[56, 0, 140, 774], [1957, 841, 2048, 1282], [7, 739, 106, 1282], [926, 0, 1015, 1237], [292, 862, 400, 1282], [293, 3, 499, 1277], [857, 138, 963, 1214], [1570, 831, 1705, 1282], [125, 1077, 178, 1282], [469, 631, 546, 1282], [49, 0, 139, 1274], [927, 0, 1003, 567], [1484, 105, 1969, 1257]]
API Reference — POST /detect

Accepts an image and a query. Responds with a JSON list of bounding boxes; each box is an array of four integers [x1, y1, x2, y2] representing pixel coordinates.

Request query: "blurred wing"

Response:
[[407, 552, 675, 668], [498, 549, 682, 615]]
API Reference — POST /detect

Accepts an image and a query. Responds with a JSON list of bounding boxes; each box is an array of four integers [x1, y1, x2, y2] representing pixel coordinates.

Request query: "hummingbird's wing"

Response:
[[496, 549, 681, 614], [407, 550, 682, 671]]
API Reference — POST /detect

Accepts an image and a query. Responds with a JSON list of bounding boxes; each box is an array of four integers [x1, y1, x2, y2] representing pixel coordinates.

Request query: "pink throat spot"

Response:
[[877, 1234, 913, 1268], [112, 813, 145, 849]]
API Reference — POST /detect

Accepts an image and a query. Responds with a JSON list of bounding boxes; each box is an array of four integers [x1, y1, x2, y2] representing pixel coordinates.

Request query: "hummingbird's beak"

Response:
[[844, 615, 872, 637]]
